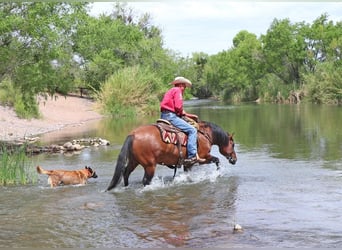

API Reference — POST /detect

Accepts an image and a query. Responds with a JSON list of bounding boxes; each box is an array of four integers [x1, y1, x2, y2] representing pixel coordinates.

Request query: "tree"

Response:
[[0, 2, 89, 117], [303, 13, 342, 72], [204, 31, 263, 102], [228, 31, 263, 101], [261, 18, 307, 86], [73, 3, 174, 91]]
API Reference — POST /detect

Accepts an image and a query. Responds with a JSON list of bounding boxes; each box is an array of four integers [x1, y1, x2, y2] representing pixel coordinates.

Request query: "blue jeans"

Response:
[[161, 112, 197, 158]]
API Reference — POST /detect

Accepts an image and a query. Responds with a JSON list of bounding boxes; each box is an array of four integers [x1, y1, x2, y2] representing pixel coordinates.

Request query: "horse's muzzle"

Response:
[[227, 155, 237, 165]]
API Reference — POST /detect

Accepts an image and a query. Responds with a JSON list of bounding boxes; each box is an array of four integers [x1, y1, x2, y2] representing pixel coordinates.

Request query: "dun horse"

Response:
[[106, 120, 237, 191]]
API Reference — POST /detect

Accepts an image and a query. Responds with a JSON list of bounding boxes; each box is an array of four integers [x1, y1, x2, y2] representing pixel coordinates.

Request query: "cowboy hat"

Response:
[[170, 76, 192, 87]]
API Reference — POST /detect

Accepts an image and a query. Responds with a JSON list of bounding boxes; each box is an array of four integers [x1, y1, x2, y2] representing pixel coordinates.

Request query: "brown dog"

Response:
[[36, 165, 98, 187]]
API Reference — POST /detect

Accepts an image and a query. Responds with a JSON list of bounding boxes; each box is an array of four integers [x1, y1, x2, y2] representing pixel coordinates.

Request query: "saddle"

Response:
[[154, 118, 200, 174], [155, 119, 191, 146]]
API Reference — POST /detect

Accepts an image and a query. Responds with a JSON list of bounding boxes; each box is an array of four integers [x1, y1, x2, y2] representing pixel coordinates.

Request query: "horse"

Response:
[[106, 120, 237, 191]]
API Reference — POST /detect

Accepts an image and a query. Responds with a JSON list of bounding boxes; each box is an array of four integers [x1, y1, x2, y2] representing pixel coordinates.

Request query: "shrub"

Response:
[[97, 66, 163, 117], [304, 62, 342, 104], [0, 78, 16, 106], [0, 78, 40, 118]]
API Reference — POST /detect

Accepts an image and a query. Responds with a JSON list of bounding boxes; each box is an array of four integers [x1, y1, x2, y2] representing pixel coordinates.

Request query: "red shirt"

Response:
[[160, 87, 183, 116]]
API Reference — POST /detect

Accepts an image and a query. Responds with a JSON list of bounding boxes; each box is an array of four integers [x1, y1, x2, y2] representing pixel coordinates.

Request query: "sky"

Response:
[[90, 1, 342, 57]]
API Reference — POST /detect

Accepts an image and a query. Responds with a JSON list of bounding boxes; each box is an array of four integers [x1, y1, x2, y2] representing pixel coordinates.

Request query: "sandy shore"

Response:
[[0, 94, 104, 142]]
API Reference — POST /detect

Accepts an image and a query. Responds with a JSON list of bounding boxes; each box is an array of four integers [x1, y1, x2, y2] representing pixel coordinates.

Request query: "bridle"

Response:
[[199, 128, 235, 162]]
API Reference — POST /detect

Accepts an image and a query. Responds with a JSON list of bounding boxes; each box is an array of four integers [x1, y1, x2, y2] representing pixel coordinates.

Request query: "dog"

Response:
[[36, 165, 98, 187]]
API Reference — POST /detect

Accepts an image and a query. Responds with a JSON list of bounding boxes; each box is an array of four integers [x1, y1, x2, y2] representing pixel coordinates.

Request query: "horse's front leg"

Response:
[[199, 155, 220, 170], [211, 156, 220, 169]]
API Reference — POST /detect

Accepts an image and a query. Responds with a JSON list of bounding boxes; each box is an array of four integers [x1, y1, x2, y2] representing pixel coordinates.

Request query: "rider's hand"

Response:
[[186, 113, 199, 122]]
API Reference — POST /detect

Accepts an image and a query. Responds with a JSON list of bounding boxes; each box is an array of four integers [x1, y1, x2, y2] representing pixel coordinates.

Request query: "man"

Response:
[[160, 76, 205, 165]]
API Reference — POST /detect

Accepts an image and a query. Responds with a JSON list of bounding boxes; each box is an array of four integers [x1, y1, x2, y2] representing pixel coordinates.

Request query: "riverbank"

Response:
[[0, 94, 104, 142]]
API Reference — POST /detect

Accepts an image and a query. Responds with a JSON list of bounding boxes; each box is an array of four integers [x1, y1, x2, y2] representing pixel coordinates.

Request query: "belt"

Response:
[[161, 109, 174, 114]]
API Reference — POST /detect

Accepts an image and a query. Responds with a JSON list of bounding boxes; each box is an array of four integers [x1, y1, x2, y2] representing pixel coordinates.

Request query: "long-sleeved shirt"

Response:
[[160, 87, 183, 116]]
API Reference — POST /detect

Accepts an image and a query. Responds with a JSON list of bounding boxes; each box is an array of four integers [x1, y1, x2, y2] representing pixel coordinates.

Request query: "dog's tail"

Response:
[[36, 166, 51, 175], [106, 135, 133, 191]]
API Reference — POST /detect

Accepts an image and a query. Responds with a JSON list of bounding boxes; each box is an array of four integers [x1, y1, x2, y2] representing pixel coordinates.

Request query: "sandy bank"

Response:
[[0, 94, 104, 142]]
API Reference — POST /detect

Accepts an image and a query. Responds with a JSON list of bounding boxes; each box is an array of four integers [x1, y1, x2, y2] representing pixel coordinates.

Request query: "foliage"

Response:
[[97, 65, 163, 117], [304, 61, 342, 104], [0, 78, 40, 118], [205, 31, 263, 102], [261, 18, 307, 86], [0, 2, 89, 117], [0, 77, 16, 106], [0, 143, 37, 185], [1, 1, 341, 122], [203, 14, 341, 104], [73, 2, 174, 91]]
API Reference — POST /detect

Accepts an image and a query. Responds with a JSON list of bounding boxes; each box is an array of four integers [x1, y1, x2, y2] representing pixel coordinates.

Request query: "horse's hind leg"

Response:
[[142, 165, 156, 186], [123, 160, 138, 187]]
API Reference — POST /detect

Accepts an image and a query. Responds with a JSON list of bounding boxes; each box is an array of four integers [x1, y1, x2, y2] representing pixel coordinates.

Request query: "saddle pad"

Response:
[[155, 122, 188, 146]]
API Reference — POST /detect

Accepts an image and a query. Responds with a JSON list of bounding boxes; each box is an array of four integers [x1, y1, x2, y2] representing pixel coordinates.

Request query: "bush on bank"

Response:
[[96, 65, 164, 117]]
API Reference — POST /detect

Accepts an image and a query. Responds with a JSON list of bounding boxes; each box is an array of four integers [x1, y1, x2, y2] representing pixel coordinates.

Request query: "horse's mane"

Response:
[[200, 121, 229, 146]]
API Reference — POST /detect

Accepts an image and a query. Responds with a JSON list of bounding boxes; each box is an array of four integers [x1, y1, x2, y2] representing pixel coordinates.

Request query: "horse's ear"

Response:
[[227, 132, 235, 138]]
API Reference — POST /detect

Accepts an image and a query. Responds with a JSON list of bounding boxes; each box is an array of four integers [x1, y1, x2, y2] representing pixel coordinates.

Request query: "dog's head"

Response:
[[85, 166, 98, 179]]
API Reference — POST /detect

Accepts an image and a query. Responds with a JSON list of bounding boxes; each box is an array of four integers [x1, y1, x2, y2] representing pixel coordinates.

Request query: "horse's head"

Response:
[[219, 133, 237, 165]]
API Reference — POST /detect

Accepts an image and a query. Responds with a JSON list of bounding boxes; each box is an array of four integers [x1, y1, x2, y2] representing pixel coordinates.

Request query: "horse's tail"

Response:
[[106, 135, 133, 191]]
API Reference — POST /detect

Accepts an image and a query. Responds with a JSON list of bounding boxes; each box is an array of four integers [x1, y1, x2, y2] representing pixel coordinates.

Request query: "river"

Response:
[[1, 101, 342, 247]]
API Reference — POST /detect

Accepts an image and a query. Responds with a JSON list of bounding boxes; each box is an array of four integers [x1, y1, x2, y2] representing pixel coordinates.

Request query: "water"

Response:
[[1, 102, 342, 247]]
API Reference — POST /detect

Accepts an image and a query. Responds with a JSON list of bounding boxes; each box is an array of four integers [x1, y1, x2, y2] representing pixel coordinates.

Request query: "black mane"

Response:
[[201, 121, 229, 146]]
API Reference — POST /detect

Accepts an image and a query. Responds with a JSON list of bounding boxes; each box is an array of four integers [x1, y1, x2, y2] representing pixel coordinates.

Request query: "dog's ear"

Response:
[[85, 166, 93, 173]]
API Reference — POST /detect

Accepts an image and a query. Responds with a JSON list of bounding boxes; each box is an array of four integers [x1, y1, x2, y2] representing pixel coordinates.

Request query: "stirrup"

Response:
[[183, 154, 205, 166], [183, 156, 197, 165]]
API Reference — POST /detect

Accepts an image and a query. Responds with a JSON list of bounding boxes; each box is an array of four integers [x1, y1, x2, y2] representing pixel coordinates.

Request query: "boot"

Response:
[[196, 153, 206, 163], [183, 153, 206, 165]]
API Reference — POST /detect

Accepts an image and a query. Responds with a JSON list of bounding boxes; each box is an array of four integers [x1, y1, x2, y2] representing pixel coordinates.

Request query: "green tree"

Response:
[[204, 31, 263, 102], [73, 3, 175, 91], [303, 14, 342, 72], [228, 30, 263, 101], [0, 2, 89, 117], [261, 18, 307, 86]]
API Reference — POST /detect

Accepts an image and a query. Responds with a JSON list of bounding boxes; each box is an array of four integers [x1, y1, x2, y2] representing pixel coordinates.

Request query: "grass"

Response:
[[0, 143, 37, 186]]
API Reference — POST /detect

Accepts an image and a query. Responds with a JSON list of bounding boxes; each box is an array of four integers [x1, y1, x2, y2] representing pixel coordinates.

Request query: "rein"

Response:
[[198, 129, 213, 145]]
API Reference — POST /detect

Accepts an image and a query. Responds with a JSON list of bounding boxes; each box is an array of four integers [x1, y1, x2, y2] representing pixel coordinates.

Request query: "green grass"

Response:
[[0, 143, 37, 186]]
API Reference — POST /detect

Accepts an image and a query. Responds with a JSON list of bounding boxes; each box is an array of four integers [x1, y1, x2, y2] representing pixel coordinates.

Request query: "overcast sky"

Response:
[[90, 1, 341, 56]]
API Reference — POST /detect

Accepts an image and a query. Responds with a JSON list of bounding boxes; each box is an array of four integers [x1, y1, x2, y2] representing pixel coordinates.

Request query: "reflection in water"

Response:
[[189, 103, 342, 162], [110, 174, 239, 247]]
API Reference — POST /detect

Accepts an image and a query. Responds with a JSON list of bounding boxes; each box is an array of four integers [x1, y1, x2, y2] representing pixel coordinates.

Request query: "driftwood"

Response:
[[275, 90, 304, 104], [289, 90, 304, 104]]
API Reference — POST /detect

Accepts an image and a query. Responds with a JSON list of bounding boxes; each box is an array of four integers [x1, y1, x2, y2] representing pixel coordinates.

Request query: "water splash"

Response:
[[138, 164, 224, 192]]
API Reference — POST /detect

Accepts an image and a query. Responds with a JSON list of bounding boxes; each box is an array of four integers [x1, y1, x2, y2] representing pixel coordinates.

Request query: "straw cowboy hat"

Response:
[[170, 76, 192, 87]]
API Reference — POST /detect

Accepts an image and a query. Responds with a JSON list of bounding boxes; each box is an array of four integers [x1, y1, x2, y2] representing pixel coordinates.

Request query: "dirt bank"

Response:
[[0, 94, 104, 142]]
